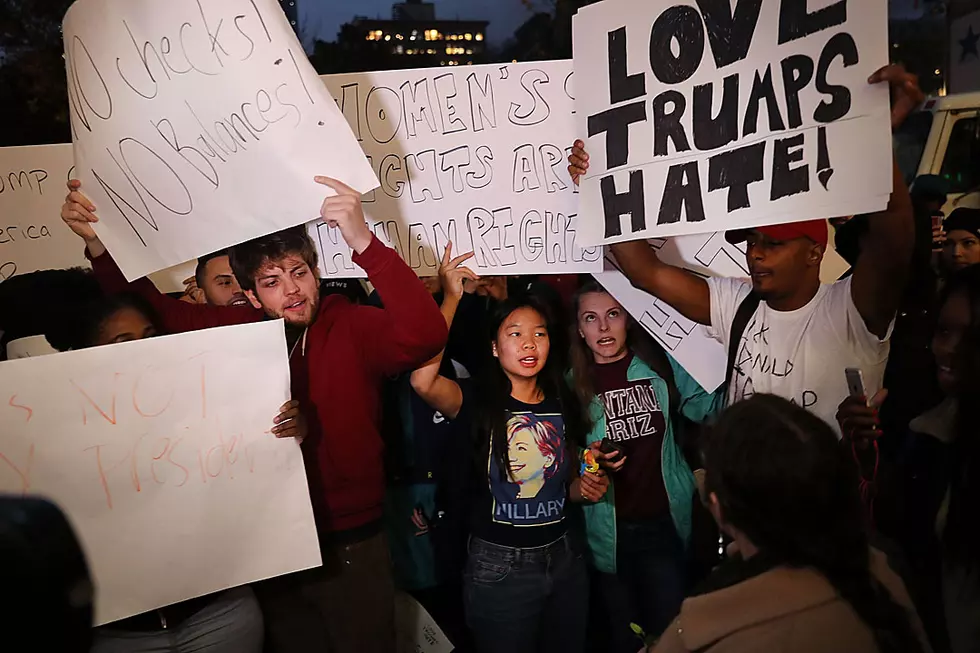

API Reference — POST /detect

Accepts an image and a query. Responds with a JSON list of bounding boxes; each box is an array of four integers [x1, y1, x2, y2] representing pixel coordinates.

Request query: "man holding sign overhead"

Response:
[[569, 59, 922, 434], [62, 175, 448, 652]]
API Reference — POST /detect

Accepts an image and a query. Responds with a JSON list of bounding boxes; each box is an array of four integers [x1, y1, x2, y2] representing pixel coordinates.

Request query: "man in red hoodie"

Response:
[[61, 177, 449, 653]]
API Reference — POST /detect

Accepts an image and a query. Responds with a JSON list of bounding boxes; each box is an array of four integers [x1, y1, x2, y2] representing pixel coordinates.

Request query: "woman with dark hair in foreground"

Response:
[[648, 395, 929, 653]]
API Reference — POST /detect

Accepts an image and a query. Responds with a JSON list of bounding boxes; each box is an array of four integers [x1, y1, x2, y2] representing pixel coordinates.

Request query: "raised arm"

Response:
[[313, 177, 449, 378], [407, 243, 478, 420], [850, 66, 922, 339], [568, 141, 711, 325], [611, 241, 712, 326], [61, 180, 263, 334]]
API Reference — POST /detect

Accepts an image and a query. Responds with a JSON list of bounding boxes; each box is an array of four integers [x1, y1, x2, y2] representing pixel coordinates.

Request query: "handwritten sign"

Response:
[[63, 0, 378, 281], [0, 144, 87, 282], [395, 592, 454, 653], [0, 321, 320, 625], [0, 144, 195, 292], [573, 0, 893, 245], [595, 227, 850, 391], [314, 60, 602, 277]]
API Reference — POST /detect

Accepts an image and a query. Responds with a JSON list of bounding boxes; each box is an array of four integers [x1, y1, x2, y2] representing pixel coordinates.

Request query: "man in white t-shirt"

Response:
[[568, 65, 923, 434], [707, 220, 888, 430]]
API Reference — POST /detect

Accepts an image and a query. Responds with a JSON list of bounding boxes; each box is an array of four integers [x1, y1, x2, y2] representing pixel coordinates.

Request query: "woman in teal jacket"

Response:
[[569, 281, 722, 653]]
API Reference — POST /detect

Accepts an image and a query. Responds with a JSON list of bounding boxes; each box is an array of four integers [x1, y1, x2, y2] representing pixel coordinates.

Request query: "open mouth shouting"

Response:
[[229, 296, 249, 307], [519, 355, 539, 369], [284, 299, 307, 314], [596, 336, 617, 347]]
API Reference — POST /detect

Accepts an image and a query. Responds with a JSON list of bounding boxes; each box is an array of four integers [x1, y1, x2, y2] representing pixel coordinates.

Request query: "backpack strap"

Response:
[[724, 290, 762, 398]]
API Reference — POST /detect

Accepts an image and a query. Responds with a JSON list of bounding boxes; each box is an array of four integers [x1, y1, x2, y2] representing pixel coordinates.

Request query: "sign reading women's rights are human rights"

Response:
[[573, 0, 893, 246], [62, 0, 378, 281]]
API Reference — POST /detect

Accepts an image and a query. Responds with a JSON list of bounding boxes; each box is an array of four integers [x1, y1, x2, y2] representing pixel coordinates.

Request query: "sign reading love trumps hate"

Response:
[[62, 0, 378, 282], [314, 61, 601, 278], [573, 0, 893, 245]]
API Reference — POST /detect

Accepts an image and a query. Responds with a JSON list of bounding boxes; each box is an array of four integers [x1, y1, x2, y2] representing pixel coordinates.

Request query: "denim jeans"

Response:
[[91, 587, 263, 653], [463, 534, 588, 653], [596, 513, 687, 653]]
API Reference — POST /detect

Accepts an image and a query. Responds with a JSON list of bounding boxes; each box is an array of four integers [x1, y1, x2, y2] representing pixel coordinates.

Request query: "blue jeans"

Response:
[[464, 535, 588, 653], [597, 514, 686, 653]]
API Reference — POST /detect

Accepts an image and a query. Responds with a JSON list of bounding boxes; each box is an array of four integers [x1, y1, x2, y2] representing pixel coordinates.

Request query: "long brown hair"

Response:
[[569, 280, 678, 415]]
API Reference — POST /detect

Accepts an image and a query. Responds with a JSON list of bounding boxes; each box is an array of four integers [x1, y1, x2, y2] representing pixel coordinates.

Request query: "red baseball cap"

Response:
[[726, 220, 829, 248]]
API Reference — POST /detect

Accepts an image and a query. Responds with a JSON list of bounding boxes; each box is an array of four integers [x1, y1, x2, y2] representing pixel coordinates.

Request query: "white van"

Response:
[[897, 92, 980, 212]]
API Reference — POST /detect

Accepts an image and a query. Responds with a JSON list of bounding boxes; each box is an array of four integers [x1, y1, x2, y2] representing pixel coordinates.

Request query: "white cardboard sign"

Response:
[[395, 592, 454, 653], [314, 60, 602, 277], [63, 0, 378, 281], [573, 0, 893, 245], [0, 143, 193, 292], [0, 144, 88, 282], [0, 321, 321, 625]]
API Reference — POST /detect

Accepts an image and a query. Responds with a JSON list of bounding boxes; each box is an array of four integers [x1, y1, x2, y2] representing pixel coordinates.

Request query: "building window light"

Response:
[[384, 34, 391, 41], [466, 49, 472, 55], [464, 33, 472, 41], [475, 33, 484, 41]]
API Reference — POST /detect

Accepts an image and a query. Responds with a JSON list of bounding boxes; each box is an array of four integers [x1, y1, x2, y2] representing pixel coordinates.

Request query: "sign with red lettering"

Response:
[[0, 321, 320, 625], [314, 61, 602, 277], [62, 0, 378, 281], [573, 0, 892, 245]]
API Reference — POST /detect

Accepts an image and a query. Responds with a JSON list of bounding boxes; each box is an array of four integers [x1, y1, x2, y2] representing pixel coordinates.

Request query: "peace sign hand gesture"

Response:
[[438, 241, 479, 301]]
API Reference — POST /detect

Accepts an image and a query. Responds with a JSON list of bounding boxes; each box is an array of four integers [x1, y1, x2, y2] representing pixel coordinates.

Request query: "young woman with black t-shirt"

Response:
[[410, 245, 608, 653], [570, 281, 721, 651]]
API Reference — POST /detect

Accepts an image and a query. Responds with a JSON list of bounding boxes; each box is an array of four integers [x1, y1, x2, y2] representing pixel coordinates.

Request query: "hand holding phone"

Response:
[[839, 369, 886, 446], [591, 439, 627, 473]]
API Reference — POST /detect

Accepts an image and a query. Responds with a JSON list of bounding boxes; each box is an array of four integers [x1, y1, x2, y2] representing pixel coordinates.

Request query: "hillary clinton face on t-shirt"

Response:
[[506, 414, 562, 499]]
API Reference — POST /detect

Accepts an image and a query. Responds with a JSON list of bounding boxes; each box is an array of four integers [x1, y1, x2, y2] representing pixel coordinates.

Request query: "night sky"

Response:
[[303, 0, 536, 45], [304, 0, 926, 46]]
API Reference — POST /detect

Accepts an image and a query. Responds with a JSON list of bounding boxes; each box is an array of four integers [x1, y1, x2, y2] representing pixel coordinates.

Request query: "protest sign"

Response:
[[0, 144, 88, 282], [595, 227, 850, 391], [395, 592, 454, 653], [573, 0, 892, 245], [0, 321, 320, 625], [63, 0, 378, 282], [4, 335, 58, 359], [0, 143, 195, 292], [314, 60, 602, 278]]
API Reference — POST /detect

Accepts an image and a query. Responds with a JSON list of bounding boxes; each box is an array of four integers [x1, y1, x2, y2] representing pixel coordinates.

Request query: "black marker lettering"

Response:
[[587, 101, 647, 169], [692, 74, 739, 151], [648, 5, 704, 85], [658, 162, 705, 225], [707, 141, 766, 212], [813, 32, 858, 123], [770, 133, 809, 200], [778, 0, 847, 45], [743, 65, 786, 137], [600, 170, 645, 238], [508, 69, 551, 126], [780, 54, 815, 129]]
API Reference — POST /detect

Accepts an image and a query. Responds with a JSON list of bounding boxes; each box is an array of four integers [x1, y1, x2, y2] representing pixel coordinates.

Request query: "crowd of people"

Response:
[[1, 63, 978, 653]]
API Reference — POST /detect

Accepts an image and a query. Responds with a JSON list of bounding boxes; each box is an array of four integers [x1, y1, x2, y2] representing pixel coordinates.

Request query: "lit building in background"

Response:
[[338, 0, 488, 70], [279, 0, 299, 36]]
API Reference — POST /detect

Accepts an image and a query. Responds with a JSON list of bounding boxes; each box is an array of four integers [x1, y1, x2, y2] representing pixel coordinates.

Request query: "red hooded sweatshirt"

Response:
[[88, 236, 448, 534]]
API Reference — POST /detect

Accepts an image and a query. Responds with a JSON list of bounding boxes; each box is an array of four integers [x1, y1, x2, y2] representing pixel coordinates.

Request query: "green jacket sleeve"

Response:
[[667, 353, 724, 424]]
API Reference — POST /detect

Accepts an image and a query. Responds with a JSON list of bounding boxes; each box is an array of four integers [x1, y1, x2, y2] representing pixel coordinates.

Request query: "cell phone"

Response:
[[845, 368, 867, 401], [599, 437, 625, 458]]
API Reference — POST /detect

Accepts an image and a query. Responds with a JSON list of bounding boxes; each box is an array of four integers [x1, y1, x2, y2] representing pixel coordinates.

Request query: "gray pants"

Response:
[[91, 587, 263, 653]]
